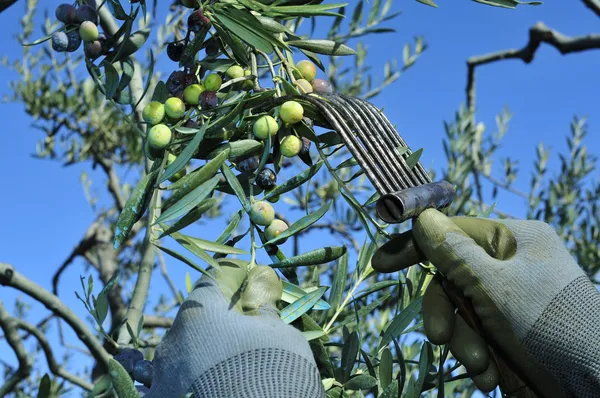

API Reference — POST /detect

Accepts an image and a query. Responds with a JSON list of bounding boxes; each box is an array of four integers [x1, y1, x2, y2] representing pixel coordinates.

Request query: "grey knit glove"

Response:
[[373, 209, 600, 397], [146, 261, 325, 398]]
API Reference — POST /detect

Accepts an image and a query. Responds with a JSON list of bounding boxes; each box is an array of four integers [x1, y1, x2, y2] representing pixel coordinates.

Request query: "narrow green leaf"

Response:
[[216, 210, 244, 244], [159, 124, 208, 184], [155, 244, 215, 280], [165, 148, 229, 195], [170, 230, 248, 255], [114, 170, 158, 249], [408, 341, 433, 398], [363, 191, 380, 207], [270, 246, 346, 268], [263, 201, 331, 246], [405, 148, 423, 169], [212, 20, 249, 66], [379, 348, 393, 390], [335, 157, 359, 170], [416, 0, 438, 7], [207, 139, 263, 161], [329, 251, 348, 311], [95, 292, 109, 325], [287, 40, 357, 56], [108, 359, 139, 398], [155, 175, 220, 224], [185, 272, 193, 293], [37, 374, 51, 398], [213, 9, 274, 53], [301, 330, 327, 342], [280, 286, 328, 324], [282, 281, 330, 310], [378, 296, 423, 350], [108, 0, 130, 20], [104, 63, 119, 100], [221, 164, 251, 212], [341, 331, 359, 382], [151, 81, 169, 102], [263, 160, 323, 200], [379, 380, 399, 398], [270, 3, 348, 17], [159, 198, 217, 238], [344, 374, 377, 391], [472, 0, 542, 8], [170, 231, 224, 272]]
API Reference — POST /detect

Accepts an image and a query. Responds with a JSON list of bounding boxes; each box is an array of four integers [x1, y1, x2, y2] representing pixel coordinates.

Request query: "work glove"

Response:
[[372, 209, 600, 397], [146, 259, 325, 398]]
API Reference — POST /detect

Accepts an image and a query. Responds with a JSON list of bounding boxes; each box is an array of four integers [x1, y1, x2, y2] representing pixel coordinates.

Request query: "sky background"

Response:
[[1, 0, 599, 396]]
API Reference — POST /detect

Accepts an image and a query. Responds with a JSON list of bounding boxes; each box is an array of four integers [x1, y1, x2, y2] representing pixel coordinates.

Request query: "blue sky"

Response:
[[1, 0, 599, 395]]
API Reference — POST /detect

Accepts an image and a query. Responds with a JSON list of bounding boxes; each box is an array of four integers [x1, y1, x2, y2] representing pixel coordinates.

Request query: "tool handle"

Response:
[[397, 231, 539, 398]]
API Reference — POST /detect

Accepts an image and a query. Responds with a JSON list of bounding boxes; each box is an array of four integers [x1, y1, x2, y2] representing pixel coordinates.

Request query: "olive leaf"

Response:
[[155, 175, 221, 225], [159, 123, 209, 185], [280, 286, 329, 324], [328, 251, 348, 312], [282, 281, 330, 310], [341, 331, 359, 382], [155, 244, 215, 280], [108, 359, 139, 398], [159, 198, 218, 238], [286, 40, 357, 56], [270, 246, 346, 268], [114, 169, 158, 249], [344, 374, 378, 391], [378, 296, 423, 350], [37, 374, 52, 398], [263, 160, 323, 200]]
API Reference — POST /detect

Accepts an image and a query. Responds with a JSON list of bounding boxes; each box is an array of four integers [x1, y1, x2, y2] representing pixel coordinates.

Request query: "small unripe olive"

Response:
[[249, 201, 275, 226], [265, 219, 288, 242], [280, 101, 304, 124], [280, 135, 302, 158], [166, 153, 187, 182], [142, 101, 165, 125], [148, 124, 172, 150], [165, 97, 186, 119], [226, 65, 244, 80], [253, 115, 279, 140], [295, 60, 317, 82], [241, 69, 254, 91], [79, 21, 98, 42], [295, 79, 313, 94], [204, 73, 222, 92], [183, 84, 205, 105]]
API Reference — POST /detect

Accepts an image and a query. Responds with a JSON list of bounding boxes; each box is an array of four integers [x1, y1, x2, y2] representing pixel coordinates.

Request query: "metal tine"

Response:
[[351, 96, 430, 186], [323, 95, 406, 193], [351, 96, 432, 185], [332, 95, 414, 192], [302, 96, 395, 194]]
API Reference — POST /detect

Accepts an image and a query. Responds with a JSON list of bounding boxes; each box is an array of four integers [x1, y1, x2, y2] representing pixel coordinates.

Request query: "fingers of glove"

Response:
[[371, 231, 426, 273], [448, 313, 490, 376], [471, 359, 500, 394], [450, 216, 517, 260], [240, 266, 283, 316], [413, 209, 500, 277], [422, 277, 455, 345]]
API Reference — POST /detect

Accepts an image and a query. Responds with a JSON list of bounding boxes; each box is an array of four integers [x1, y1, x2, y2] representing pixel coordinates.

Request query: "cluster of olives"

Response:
[[293, 60, 333, 94], [51, 1, 106, 59], [113, 348, 154, 391], [249, 201, 289, 244]]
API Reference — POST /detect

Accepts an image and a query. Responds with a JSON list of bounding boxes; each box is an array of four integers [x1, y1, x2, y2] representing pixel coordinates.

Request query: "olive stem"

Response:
[[256, 49, 281, 97], [323, 270, 368, 334], [274, 46, 298, 86]]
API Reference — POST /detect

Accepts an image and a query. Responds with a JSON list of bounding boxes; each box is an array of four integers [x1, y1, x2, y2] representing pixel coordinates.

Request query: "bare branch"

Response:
[[0, 301, 32, 396], [0, 263, 111, 370], [142, 315, 174, 329], [466, 22, 600, 112], [0, 0, 18, 14], [15, 319, 94, 391], [582, 0, 600, 17]]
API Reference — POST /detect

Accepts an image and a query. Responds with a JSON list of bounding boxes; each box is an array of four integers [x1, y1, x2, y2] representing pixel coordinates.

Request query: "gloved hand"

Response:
[[372, 209, 600, 397], [146, 259, 325, 398]]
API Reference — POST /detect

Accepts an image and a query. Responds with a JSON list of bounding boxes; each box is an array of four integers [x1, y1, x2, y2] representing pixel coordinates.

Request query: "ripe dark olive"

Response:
[[205, 37, 219, 56], [114, 348, 144, 374], [256, 168, 277, 190], [167, 42, 185, 62], [188, 10, 210, 33], [133, 360, 154, 387], [299, 137, 311, 157], [200, 91, 218, 109], [166, 70, 195, 94], [236, 156, 260, 173]]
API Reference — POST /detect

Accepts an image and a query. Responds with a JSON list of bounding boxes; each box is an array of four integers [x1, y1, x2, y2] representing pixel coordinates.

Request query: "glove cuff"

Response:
[[189, 347, 325, 398]]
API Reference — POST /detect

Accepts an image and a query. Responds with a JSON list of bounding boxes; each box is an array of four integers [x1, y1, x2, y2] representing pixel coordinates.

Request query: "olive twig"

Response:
[[256, 49, 281, 97], [274, 46, 297, 86]]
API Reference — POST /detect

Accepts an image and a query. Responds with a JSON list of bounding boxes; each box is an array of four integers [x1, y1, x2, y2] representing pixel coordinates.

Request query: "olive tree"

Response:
[[0, 0, 598, 397]]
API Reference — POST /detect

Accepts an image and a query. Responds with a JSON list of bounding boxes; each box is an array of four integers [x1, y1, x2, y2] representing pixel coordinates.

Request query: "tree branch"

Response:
[[96, 157, 126, 212], [582, 0, 600, 17], [142, 315, 173, 329], [0, 263, 111, 370], [0, 0, 18, 14], [0, 301, 32, 396], [15, 319, 94, 391], [466, 22, 600, 112]]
